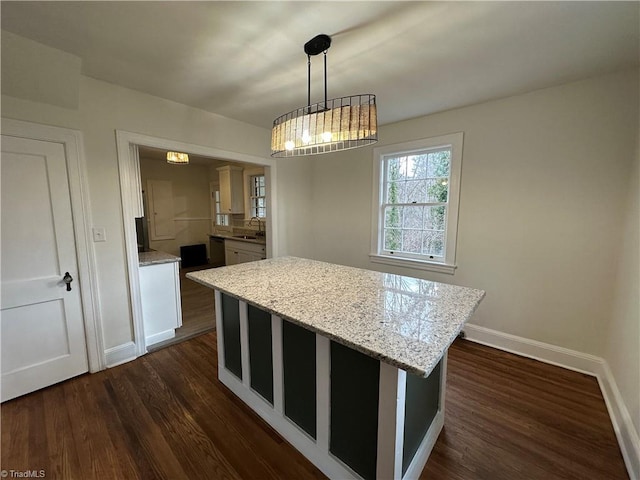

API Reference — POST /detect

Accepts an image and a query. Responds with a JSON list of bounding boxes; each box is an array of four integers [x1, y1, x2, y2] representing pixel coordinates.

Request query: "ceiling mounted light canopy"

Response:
[[166, 151, 189, 164], [271, 34, 377, 157]]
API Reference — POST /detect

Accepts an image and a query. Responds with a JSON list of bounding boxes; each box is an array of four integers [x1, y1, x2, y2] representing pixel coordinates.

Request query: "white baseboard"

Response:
[[104, 341, 137, 368], [145, 329, 176, 348], [463, 323, 639, 480], [596, 362, 640, 480], [463, 324, 603, 375]]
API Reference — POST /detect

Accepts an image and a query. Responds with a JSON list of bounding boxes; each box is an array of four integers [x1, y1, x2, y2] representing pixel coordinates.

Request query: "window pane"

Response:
[[401, 229, 422, 254], [402, 205, 423, 229], [427, 151, 450, 177], [425, 206, 446, 231], [404, 179, 428, 203], [426, 178, 449, 203], [384, 228, 401, 251], [422, 231, 444, 256], [407, 154, 428, 179], [387, 157, 405, 181], [386, 180, 405, 204], [384, 206, 402, 228], [406, 155, 427, 179]]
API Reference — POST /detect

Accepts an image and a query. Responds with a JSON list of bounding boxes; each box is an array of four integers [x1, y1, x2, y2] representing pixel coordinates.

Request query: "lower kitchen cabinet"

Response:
[[139, 260, 182, 346], [225, 239, 266, 265]]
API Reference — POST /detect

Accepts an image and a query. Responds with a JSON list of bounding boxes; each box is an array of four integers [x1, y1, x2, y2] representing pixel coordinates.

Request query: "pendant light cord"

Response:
[[307, 54, 311, 112], [305, 43, 330, 113], [324, 50, 328, 110]]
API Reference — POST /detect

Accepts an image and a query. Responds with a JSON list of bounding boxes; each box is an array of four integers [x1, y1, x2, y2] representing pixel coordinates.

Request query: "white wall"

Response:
[[308, 69, 638, 356], [1, 32, 279, 351], [272, 156, 314, 258], [139, 157, 212, 257], [605, 141, 640, 444], [304, 70, 639, 458]]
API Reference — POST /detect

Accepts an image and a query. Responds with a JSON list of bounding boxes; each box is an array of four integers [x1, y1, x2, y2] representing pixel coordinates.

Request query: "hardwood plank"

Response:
[[42, 386, 83, 479], [420, 340, 629, 480], [62, 375, 136, 479], [101, 365, 191, 480], [1, 389, 32, 471], [0, 332, 628, 480], [160, 336, 324, 478], [118, 356, 242, 480]]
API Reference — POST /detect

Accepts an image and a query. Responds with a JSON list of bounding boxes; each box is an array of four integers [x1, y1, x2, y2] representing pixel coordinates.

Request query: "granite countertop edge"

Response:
[[186, 258, 486, 378], [138, 250, 181, 266]]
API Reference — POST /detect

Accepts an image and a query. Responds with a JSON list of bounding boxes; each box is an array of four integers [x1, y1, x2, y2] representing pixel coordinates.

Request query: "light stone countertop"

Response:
[[138, 250, 181, 266], [186, 256, 485, 377]]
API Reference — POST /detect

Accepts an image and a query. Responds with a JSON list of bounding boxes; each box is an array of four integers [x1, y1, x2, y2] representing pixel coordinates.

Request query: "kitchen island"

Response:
[[187, 257, 484, 480]]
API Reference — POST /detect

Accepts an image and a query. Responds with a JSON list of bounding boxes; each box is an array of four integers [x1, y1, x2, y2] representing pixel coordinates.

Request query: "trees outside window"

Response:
[[371, 133, 463, 274]]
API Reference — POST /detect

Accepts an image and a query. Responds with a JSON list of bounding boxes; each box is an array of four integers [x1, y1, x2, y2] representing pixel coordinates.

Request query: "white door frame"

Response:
[[115, 130, 277, 357], [1, 118, 105, 372]]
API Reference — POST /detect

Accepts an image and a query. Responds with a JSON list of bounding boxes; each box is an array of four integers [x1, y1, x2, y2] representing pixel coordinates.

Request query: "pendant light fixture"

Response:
[[271, 34, 377, 157], [166, 151, 189, 164]]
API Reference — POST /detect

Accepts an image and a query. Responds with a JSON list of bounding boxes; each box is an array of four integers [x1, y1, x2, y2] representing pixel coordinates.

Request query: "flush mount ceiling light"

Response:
[[271, 34, 378, 157], [166, 151, 189, 164]]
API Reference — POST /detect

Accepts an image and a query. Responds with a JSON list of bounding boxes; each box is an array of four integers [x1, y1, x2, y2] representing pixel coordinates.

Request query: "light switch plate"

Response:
[[92, 227, 106, 242]]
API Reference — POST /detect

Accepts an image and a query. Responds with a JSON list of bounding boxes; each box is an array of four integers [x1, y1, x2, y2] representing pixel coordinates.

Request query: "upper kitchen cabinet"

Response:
[[217, 165, 244, 214]]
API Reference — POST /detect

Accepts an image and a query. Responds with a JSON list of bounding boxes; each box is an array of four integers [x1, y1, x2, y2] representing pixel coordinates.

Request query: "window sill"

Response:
[[369, 254, 457, 275]]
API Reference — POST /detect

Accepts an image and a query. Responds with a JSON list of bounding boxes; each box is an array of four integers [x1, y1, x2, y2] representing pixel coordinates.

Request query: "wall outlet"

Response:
[[92, 227, 106, 242]]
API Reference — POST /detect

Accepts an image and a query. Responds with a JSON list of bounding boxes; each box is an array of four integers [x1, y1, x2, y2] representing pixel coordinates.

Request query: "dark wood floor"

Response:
[[1, 334, 628, 480]]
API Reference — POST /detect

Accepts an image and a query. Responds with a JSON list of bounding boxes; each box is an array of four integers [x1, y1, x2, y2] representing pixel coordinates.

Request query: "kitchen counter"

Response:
[[138, 250, 181, 266], [187, 256, 484, 377], [209, 232, 266, 245], [187, 256, 485, 480]]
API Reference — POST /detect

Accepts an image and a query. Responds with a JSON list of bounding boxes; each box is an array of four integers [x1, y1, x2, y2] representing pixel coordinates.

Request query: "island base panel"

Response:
[[282, 319, 317, 439], [330, 340, 380, 480], [247, 304, 274, 404], [221, 293, 242, 379], [402, 361, 442, 475], [214, 292, 448, 480]]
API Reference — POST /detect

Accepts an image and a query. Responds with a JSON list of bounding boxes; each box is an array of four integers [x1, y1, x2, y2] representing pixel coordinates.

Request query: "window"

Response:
[[214, 190, 229, 226], [250, 174, 266, 218], [370, 132, 463, 274]]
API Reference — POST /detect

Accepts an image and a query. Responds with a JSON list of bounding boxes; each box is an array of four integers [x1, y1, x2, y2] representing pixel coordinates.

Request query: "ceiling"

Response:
[[2, 1, 638, 129]]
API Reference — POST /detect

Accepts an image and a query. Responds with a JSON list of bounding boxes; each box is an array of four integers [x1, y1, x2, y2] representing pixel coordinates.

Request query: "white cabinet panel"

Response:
[[225, 239, 266, 265], [217, 166, 244, 214], [139, 261, 182, 346]]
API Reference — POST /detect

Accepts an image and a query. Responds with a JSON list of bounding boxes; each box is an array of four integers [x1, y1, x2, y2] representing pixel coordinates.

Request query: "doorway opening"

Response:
[[136, 146, 268, 350], [116, 130, 277, 357]]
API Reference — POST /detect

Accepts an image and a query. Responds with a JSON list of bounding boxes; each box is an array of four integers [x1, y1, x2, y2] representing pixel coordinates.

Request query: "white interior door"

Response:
[[1, 135, 88, 402], [147, 179, 175, 240]]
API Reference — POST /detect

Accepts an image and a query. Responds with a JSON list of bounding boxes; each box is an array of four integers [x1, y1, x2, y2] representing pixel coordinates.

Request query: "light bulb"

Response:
[[285, 141, 295, 151], [301, 130, 311, 144], [322, 131, 332, 142]]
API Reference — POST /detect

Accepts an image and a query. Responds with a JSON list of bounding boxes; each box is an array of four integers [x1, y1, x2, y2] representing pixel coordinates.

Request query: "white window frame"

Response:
[[214, 189, 230, 227], [370, 132, 464, 274], [249, 174, 267, 218]]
